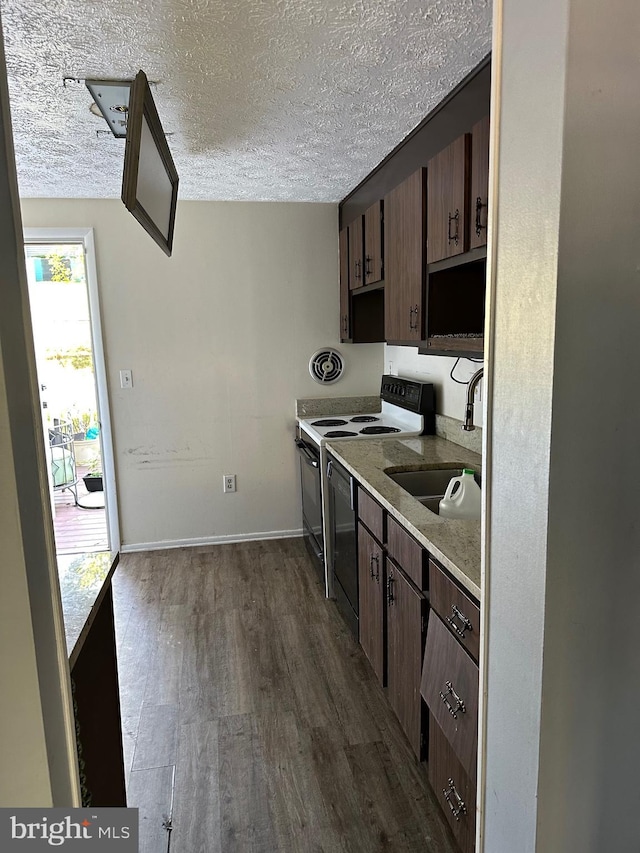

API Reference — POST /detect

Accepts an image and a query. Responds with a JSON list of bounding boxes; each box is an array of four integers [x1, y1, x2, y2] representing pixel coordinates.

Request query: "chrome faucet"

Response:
[[463, 368, 484, 431]]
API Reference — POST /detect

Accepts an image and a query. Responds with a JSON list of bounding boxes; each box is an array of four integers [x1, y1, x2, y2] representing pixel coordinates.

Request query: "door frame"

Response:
[[23, 227, 120, 551]]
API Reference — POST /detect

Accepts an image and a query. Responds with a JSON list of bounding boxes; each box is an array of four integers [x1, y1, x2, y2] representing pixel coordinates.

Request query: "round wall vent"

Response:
[[309, 348, 345, 384]]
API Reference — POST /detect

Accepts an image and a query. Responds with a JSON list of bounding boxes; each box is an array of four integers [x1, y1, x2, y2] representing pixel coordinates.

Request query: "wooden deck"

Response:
[[53, 465, 108, 554]]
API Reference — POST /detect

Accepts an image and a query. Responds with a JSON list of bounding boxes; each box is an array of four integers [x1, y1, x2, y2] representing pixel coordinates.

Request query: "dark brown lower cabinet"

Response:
[[421, 612, 478, 778], [71, 584, 127, 806], [357, 522, 385, 683], [386, 562, 428, 759], [429, 712, 477, 853]]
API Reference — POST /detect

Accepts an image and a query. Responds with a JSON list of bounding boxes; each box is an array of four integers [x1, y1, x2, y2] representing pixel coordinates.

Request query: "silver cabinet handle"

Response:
[[443, 778, 467, 821], [439, 680, 466, 719], [475, 196, 487, 236], [387, 571, 395, 605], [369, 552, 380, 580], [447, 604, 473, 639], [448, 209, 460, 245]]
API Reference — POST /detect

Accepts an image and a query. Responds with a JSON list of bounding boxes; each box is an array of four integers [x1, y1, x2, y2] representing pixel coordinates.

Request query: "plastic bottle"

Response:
[[439, 469, 481, 520]]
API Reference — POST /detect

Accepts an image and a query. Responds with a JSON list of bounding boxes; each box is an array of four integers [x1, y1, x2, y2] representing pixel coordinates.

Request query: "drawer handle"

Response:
[[447, 604, 473, 640], [440, 680, 466, 719], [443, 778, 467, 821], [369, 552, 380, 581]]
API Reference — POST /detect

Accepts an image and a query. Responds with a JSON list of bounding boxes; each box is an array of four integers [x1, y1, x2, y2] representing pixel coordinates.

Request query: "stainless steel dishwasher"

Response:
[[326, 453, 358, 638]]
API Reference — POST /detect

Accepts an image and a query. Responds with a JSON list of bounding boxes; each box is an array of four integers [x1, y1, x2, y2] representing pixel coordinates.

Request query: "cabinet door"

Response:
[[469, 116, 490, 250], [387, 563, 427, 758], [357, 523, 384, 683], [348, 216, 364, 290], [363, 200, 383, 285], [384, 168, 426, 342], [339, 227, 351, 341], [427, 134, 471, 263]]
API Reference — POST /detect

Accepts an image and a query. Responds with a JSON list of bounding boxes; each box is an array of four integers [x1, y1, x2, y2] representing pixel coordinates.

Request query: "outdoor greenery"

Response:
[[47, 252, 73, 283], [86, 455, 102, 477], [46, 344, 93, 371], [68, 409, 97, 437]]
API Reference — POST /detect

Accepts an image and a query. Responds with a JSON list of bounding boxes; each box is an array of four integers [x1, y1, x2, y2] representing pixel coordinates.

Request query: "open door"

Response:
[[24, 228, 120, 556]]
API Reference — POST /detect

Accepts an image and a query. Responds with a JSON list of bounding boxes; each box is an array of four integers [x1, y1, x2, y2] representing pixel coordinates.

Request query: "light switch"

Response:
[[120, 369, 133, 389]]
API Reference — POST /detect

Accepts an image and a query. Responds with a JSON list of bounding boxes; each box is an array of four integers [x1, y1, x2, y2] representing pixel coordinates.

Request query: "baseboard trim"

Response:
[[120, 528, 304, 554]]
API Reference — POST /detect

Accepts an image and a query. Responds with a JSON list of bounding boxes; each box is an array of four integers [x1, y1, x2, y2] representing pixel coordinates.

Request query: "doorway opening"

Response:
[[24, 228, 119, 560]]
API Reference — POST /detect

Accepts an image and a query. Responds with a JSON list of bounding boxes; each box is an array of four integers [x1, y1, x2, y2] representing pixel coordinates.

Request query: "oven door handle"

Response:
[[295, 438, 319, 468]]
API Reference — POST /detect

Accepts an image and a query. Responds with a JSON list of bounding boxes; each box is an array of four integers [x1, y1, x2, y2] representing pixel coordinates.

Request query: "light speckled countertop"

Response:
[[325, 436, 482, 599], [57, 550, 119, 667]]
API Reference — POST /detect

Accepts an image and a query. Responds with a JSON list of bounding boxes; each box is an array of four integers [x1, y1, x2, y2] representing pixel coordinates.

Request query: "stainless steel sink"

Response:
[[385, 466, 481, 515]]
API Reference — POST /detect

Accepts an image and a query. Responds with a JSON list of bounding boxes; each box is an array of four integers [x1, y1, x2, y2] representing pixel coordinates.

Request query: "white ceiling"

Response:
[[1, 0, 492, 202]]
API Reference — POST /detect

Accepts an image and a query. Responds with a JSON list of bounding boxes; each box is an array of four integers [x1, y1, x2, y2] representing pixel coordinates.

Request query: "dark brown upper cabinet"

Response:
[[384, 168, 426, 343], [427, 133, 471, 264], [339, 227, 351, 342], [363, 200, 384, 285], [469, 116, 490, 251], [341, 218, 384, 344], [348, 216, 364, 290]]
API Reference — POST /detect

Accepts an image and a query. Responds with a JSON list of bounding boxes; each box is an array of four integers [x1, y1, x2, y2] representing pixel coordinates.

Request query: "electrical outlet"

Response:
[[223, 474, 236, 493]]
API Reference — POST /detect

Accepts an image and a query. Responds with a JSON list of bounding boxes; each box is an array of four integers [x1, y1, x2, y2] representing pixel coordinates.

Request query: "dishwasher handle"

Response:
[[327, 455, 355, 511]]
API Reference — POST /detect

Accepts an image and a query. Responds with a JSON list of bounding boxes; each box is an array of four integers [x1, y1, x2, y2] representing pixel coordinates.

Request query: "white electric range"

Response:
[[295, 375, 436, 635]]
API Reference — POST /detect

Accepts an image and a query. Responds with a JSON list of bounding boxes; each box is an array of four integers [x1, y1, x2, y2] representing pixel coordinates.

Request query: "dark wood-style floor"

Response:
[[112, 538, 458, 853]]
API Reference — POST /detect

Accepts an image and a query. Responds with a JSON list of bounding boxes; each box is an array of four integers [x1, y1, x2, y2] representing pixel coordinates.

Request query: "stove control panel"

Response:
[[381, 375, 436, 433]]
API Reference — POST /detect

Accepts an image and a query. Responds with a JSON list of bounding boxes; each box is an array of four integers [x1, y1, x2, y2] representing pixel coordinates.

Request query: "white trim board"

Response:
[[120, 528, 304, 553]]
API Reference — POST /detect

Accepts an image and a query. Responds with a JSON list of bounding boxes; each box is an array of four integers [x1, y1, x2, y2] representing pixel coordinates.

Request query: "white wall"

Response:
[[385, 346, 484, 427], [21, 199, 383, 549], [484, 0, 640, 850], [0, 346, 52, 805], [0, 16, 79, 806]]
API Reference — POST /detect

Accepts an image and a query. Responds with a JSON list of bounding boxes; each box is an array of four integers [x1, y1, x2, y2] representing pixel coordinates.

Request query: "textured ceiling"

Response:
[[1, 0, 492, 201]]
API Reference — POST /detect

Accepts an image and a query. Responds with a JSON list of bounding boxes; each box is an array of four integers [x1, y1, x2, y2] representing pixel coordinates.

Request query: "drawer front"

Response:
[[429, 560, 480, 662], [357, 488, 384, 542], [387, 516, 427, 589], [421, 613, 478, 779], [429, 713, 476, 853]]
